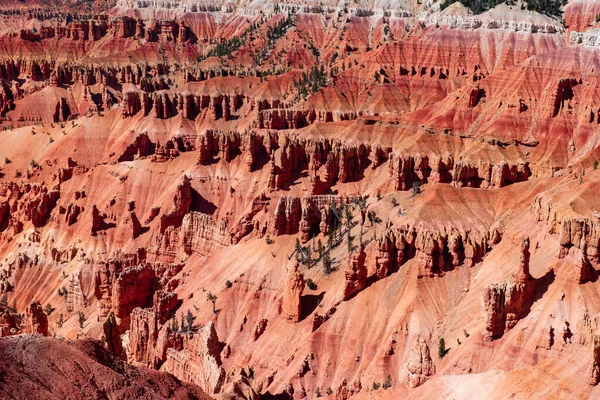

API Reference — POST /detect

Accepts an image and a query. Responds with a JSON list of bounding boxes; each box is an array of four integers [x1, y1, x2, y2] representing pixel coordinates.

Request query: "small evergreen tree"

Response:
[[180, 312, 187, 332], [171, 315, 179, 332], [438, 337, 449, 359], [44, 303, 55, 316], [383, 375, 392, 389], [186, 309, 195, 332], [305, 278, 317, 290], [78, 311, 85, 329], [207, 291, 217, 314]]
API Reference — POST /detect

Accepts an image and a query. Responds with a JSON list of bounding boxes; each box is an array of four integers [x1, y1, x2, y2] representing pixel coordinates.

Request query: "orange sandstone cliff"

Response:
[[1, 0, 600, 399]]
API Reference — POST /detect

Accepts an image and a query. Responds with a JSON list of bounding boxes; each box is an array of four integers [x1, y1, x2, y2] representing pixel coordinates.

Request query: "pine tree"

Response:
[[186, 310, 195, 332], [171, 315, 179, 332]]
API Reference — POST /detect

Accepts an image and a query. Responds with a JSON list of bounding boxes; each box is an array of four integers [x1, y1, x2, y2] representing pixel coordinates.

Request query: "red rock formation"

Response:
[[112, 264, 156, 322], [253, 318, 268, 341], [0, 302, 20, 337], [406, 336, 436, 388], [91, 205, 102, 236], [588, 334, 600, 386], [24, 300, 48, 336], [66, 270, 87, 313], [343, 246, 367, 300], [153, 212, 232, 261], [128, 307, 182, 369], [159, 176, 192, 233], [102, 311, 123, 358], [482, 238, 535, 341], [283, 263, 304, 322], [161, 321, 225, 395]]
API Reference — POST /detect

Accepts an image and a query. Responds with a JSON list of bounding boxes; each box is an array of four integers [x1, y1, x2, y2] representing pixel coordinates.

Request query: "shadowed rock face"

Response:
[[482, 237, 536, 341], [0, 0, 600, 399], [24, 300, 48, 336]]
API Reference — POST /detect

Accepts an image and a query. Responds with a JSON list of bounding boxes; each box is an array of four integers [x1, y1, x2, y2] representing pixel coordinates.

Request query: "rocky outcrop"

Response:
[[253, 318, 268, 341], [128, 308, 182, 369], [161, 321, 225, 395], [159, 176, 192, 233], [92, 250, 148, 320], [66, 270, 87, 313], [153, 212, 231, 262], [24, 301, 48, 336], [0, 303, 20, 337], [388, 152, 531, 190], [112, 264, 156, 323], [406, 336, 435, 388], [558, 218, 600, 264], [270, 195, 361, 241], [129, 211, 143, 239], [12, 184, 60, 228], [343, 246, 367, 300], [117, 133, 156, 162], [588, 334, 600, 386], [482, 238, 535, 341], [531, 195, 597, 281], [283, 263, 304, 322], [376, 225, 501, 279], [91, 205, 103, 236], [153, 290, 181, 325], [103, 311, 124, 358], [197, 130, 242, 165]]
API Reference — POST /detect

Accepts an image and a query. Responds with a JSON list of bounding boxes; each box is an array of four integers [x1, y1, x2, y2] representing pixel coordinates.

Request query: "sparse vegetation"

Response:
[[368, 210, 382, 240], [372, 382, 381, 390], [391, 197, 398, 207], [207, 291, 217, 314], [225, 279, 233, 289], [412, 181, 421, 197], [4, 157, 10, 164], [78, 311, 85, 329], [438, 337, 449, 359], [594, 160, 598, 171], [57, 313, 64, 329], [180, 312, 187, 333], [464, 329, 470, 338], [383, 375, 392, 389], [293, 65, 327, 99], [253, 12, 295, 65], [171, 315, 180, 332], [185, 309, 195, 332], [44, 303, 55, 316], [305, 278, 317, 290], [322, 249, 334, 275]]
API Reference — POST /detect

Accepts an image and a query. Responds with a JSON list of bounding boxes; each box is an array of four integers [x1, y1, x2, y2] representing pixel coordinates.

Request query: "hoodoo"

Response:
[[0, 0, 598, 398]]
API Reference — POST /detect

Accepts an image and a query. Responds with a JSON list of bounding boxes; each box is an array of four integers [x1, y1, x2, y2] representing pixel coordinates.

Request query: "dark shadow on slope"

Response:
[[299, 291, 325, 322]]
